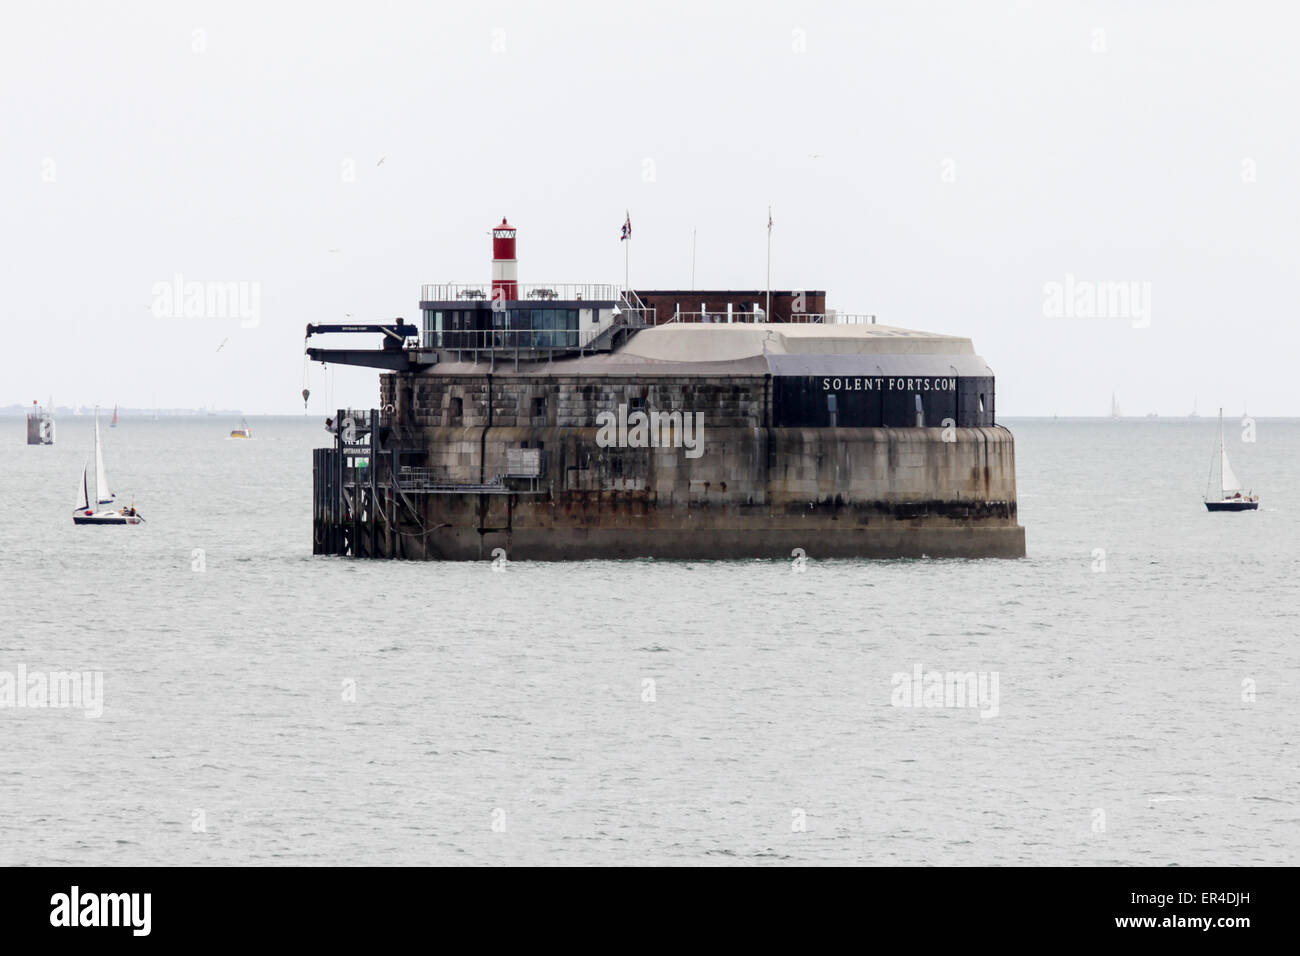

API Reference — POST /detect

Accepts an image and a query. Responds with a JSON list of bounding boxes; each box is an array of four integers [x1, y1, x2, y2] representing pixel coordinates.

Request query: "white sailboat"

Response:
[[1204, 408, 1258, 512], [1110, 392, 1122, 419], [73, 407, 143, 525]]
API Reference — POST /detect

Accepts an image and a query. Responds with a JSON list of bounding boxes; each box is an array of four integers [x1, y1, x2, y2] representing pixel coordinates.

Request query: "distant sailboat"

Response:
[[1189, 396, 1200, 419], [73, 408, 143, 525], [111, 404, 119, 427], [1110, 392, 1122, 419], [1204, 408, 1258, 512]]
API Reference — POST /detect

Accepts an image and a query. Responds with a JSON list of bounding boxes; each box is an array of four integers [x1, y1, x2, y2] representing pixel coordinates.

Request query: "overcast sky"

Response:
[[3, 1, 1297, 415]]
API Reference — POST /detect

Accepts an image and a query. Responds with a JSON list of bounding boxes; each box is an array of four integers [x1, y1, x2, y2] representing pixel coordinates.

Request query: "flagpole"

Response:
[[620, 211, 633, 301], [766, 204, 772, 321]]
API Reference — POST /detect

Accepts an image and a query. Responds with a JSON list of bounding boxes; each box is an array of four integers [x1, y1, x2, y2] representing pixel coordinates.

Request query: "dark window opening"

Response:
[[532, 396, 547, 418]]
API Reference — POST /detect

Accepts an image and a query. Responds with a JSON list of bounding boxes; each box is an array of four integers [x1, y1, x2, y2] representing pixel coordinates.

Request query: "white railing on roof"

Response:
[[823, 313, 877, 324], [666, 310, 793, 324], [664, 310, 876, 325], [421, 282, 624, 302]]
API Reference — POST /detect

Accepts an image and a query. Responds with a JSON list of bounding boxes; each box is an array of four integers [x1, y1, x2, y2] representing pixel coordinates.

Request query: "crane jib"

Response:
[[305, 323, 418, 337]]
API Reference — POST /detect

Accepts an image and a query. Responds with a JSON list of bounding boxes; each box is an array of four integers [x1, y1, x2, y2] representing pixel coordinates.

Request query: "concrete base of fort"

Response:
[[410, 525, 1026, 560], [379, 424, 1026, 560]]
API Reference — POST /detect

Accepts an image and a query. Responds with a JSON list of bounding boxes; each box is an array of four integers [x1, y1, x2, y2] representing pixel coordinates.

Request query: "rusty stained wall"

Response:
[[382, 373, 768, 431], [374, 369, 1024, 559], [379, 371, 1016, 511]]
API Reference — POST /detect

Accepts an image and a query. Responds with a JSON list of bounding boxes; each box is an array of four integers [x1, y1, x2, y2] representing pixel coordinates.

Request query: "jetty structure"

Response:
[[306, 218, 1024, 560], [26, 400, 55, 445]]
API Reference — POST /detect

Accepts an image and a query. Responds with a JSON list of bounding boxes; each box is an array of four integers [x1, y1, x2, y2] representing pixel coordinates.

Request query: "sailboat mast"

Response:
[[1211, 408, 1222, 494], [93, 406, 100, 507], [1204, 408, 1220, 501], [92, 405, 111, 506]]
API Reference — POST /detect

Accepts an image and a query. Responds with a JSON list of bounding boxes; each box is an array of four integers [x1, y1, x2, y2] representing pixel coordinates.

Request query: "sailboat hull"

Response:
[[73, 511, 142, 525], [1205, 500, 1258, 512]]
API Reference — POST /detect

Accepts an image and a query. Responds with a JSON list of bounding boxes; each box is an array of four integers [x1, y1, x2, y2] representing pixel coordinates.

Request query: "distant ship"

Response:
[[1204, 408, 1258, 512], [230, 417, 253, 439], [26, 399, 55, 445]]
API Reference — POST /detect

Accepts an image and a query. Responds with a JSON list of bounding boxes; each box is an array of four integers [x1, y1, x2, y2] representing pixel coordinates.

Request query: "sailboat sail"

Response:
[[76, 466, 89, 511], [93, 411, 114, 504], [1220, 448, 1242, 492]]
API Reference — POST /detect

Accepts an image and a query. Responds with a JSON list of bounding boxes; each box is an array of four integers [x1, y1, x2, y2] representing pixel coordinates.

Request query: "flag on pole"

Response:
[[768, 205, 773, 232], [621, 211, 632, 241]]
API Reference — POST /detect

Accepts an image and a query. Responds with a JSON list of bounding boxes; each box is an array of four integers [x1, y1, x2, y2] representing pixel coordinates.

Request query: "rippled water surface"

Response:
[[2, 416, 1296, 865]]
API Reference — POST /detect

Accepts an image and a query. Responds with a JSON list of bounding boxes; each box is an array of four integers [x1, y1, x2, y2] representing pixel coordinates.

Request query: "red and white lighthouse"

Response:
[[491, 217, 518, 303]]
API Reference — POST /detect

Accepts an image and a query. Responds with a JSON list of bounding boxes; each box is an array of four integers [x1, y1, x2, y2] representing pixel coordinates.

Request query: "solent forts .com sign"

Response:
[[821, 377, 958, 393]]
